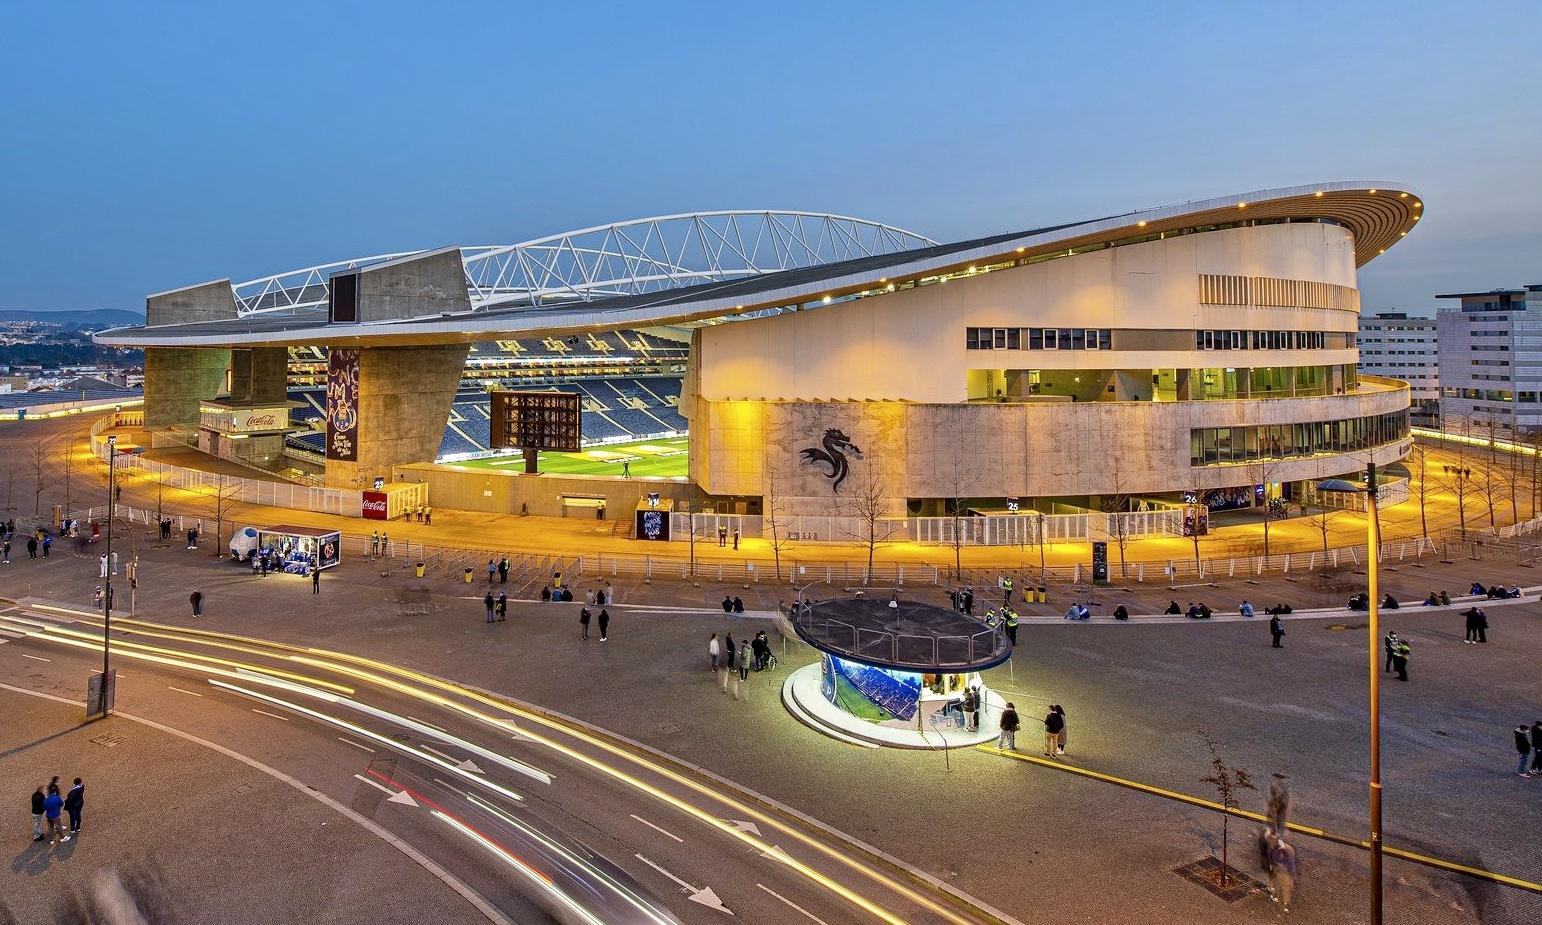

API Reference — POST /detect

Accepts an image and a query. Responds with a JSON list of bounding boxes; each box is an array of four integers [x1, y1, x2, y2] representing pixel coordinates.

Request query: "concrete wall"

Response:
[[691, 383, 1411, 514], [146, 279, 237, 327], [228, 347, 288, 404], [697, 222, 1359, 403], [357, 248, 471, 323], [142, 347, 231, 430], [325, 345, 470, 487], [396, 463, 703, 519]]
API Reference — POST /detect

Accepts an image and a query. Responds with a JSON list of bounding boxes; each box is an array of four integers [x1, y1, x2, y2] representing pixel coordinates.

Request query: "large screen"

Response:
[[820, 655, 921, 722], [489, 390, 581, 453]]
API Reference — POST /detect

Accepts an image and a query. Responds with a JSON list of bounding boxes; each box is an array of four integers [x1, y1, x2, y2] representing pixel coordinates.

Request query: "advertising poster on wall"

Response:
[[362, 491, 388, 520], [326, 348, 361, 461]]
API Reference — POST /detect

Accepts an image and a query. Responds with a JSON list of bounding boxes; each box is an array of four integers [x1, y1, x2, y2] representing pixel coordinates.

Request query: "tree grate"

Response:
[[1173, 857, 1266, 902]]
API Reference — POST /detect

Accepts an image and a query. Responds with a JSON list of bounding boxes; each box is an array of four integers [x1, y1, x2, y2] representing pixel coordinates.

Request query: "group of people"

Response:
[[29, 777, 84, 845], [1381, 630, 1413, 681], [706, 631, 774, 679], [720, 595, 746, 614], [482, 591, 509, 623], [984, 606, 1022, 640], [369, 531, 391, 557], [1473, 582, 1523, 599], [409, 504, 433, 524], [993, 703, 1069, 758]]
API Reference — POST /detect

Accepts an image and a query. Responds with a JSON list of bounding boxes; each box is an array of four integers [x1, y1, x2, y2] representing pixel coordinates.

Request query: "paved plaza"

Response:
[[2, 522, 1537, 924]]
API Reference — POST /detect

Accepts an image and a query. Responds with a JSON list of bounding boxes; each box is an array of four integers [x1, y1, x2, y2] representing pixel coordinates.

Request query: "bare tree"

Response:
[[204, 475, 243, 556], [763, 469, 791, 582], [30, 440, 51, 517], [1407, 442, 1434, 540], [0, 453, 14, 512], [1437, 414, 1479, 538], [1246, 459, 1285, 557], [840, 466, 896, 583], [1199, 729, 1255, 887], [1473, 415, 1507, 530], [939, 427, 973, 581], [58, 437, 76, 517], [1310, 503, 1337, 575], [1529, 430, 1542, 516], [1098, 460, 1133, 578]]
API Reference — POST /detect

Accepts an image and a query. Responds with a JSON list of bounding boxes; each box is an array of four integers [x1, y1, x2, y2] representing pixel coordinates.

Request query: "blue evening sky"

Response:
[[1, 1, 1537, 314]]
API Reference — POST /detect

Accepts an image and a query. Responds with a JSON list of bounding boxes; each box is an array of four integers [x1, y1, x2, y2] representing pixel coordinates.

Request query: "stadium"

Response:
[[95, 183, 1422, 542]]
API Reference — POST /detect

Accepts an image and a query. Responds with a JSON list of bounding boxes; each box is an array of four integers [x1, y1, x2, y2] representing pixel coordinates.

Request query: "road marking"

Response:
[[355, 773, 396, 796], [337, 736, 375, 753], [250, 708, 289, 722], [433, 777, 470, 799], [407, 715, 446, 732], [634, 854, 734, 914], [630, 813, 685, 843], [978, 745, 1542, 894], [19, 653, 50, 662], [91, 668, 127, 675], [421, 743, 458, 762], [757, 884, 831, 925], [167, 686, 203, 697], [726, 819, 762, 837]]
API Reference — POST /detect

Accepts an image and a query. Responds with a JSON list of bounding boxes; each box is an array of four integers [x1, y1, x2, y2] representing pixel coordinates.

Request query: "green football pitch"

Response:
[[448, 437, 690, 478]]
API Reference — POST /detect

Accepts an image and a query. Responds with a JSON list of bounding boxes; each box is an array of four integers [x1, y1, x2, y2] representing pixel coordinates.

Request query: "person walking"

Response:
[[496, 592, 507, 622], [27, 535, 37, 559], [1267, 837, 1298, 912], [64, 778, 83, 837], [1383, 630, 1399, 672], [597, 608, 610, 641], [732, 528, 740, 551], [708, 633, 720, 671], [484, 591, 496, 624], [723, 633, 736, 674], [311, 565, 321, 594], [998, 702, 1020, 751], [42, 783, 65, 843], [2, 535, 10, 563], [30, 785, 45, 841], [1001, 575, 1013, 605], [1043, 706, 1064, 757], [1392, 638, 1411, 681], [1053, 704, 1067, 756], [42, 534, 51, 558], [1516, 723, 1533, 777], [738, 638, 751, 680], [189, 590, 203, 617], [1269, 614, 1285, 648], [486, 559, 497, 584], [499, 557, 510, 584], [579, 607, 591, 640]]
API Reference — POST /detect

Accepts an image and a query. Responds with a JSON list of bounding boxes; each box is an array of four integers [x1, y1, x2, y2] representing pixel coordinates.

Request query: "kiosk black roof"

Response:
[[792, 597, 1011, 671]]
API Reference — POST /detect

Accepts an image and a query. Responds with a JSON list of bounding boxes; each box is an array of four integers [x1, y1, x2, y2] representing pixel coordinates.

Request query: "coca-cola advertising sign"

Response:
[[362, 491, 388, 520], [231, 409, 284, 432]]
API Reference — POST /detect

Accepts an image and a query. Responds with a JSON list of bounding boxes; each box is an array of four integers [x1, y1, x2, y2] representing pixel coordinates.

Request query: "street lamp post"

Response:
[[100, 435, 118, 716], [1317, 463, 1382, 925]]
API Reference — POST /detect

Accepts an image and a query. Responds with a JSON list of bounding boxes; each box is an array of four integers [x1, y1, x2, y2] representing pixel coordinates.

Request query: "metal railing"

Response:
[[791, 606, 1002, 667]]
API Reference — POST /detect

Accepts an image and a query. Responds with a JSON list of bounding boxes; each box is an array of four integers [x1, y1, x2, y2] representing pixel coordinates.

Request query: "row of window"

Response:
[[1197, 329, 1335, 350], [965, 327, 1114, 350], [1190, 411, 1410, 466], [1443, 388, 1542, 403]]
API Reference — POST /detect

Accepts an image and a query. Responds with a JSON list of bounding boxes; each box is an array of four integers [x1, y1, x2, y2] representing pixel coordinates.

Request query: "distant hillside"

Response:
[[0, 308, 144, 326]]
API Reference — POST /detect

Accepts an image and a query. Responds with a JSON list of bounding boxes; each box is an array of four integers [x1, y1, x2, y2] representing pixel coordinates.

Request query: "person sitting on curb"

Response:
[[1164, 600, 1181, 615], [1470, 581, 1486, 596], [1113, 604, 1129, 621], [1347, 593, 1370, 612], [1508, 585, 1523, 598], [1266, 602, 1293, 616], [1239, 600, 1255, 617], [1423, 591, 1440, 606], [1438, 590, 1451, 605], [1382, 593, 1401, 610]]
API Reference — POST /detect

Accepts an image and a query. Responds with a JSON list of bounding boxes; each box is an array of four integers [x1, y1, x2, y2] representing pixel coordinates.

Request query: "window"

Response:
[[1085, 328, 1099, 350], [1029, 328, 1043, 349], [1043, 328, 1058, 349]]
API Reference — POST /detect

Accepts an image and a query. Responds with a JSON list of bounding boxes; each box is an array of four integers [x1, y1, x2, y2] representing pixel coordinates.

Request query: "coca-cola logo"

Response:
[[242, 413, 279, 428], [362, 498, 387, 512]]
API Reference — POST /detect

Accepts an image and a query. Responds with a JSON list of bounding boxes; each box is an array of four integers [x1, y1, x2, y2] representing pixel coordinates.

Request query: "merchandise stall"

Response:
[[250, 524, 342, 573]]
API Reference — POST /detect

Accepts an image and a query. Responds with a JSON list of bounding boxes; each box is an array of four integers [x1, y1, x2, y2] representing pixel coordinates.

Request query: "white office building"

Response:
[[1358, 311, 1438, 425], [1437, 285, 1542, 434]]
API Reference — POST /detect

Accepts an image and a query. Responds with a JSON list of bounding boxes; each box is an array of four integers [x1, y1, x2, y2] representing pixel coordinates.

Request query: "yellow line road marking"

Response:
[[978, 746, 1542, 893]]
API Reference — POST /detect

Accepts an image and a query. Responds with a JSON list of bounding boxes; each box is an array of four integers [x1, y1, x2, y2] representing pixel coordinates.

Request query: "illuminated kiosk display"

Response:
[[782, 598, 1012, 748]]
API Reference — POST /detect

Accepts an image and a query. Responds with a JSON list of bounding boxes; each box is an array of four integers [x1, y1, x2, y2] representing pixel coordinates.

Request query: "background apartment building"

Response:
[[1358, 310, 1439, 426], [1436, 285, 1542, 435]]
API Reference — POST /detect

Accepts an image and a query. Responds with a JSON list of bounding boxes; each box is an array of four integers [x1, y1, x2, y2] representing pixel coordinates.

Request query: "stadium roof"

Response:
[[97, 182, 1423, 350]]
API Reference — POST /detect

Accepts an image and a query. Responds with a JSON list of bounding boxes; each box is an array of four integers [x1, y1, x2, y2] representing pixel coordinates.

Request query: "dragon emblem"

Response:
[[800, 428, 863, 493]]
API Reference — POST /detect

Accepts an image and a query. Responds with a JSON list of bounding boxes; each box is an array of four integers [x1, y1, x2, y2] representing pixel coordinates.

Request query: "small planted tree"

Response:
[[1199, 729, 1255, 887], [764, 469, 791, 581], [840, 466, 896, 583]]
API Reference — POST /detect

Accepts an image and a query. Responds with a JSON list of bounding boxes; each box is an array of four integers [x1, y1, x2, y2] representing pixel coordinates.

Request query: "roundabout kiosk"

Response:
[[782, 597, 1011, 749]]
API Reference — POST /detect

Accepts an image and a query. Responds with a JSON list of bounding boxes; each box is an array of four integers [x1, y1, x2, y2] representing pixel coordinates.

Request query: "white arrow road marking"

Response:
[[760, 844, 790, 861], [420, 743, 458, 762], [387, 789, 419, 807], [634, 854, 734, 915], [757, 884, 832, 925], [726, 819, 762, 837], [630, 813, 684, 843], [457, 758, 484, 774], [354, 773, 395, 796]]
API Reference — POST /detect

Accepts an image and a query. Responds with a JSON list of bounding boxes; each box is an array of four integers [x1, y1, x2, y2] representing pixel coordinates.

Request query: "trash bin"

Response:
[[415, 562, 426, 578], [463, 567, 474, 583], [1036, 586, 1047, 603]]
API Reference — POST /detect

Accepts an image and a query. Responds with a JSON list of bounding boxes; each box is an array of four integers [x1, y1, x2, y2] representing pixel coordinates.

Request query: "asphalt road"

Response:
[[0, 601, 1008, 925]]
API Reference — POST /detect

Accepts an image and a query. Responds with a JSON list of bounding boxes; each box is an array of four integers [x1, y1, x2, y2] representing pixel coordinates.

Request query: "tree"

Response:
[[204, 474, 243, 556], [1247, 459, 1284, 557], [30, 440, 51, 517], [1310, 503, 1337, 575], [939, 424, 973, 581], [1407, 443, 1433, 540], [840, 466, 896, 583], [1437, 415, 1479, 538], [1199, 730, 1256, 888], [1098, 460, 1133, 578], [763, 469, 791, 582], [1473, 414, 1507, 530], [58, 437, 76, 517], [0, 453, 14, 512]]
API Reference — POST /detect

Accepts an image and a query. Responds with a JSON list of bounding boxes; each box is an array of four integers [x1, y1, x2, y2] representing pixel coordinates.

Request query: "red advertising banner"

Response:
[[362, 491, 388, 520], [326, 348, 361, 461]]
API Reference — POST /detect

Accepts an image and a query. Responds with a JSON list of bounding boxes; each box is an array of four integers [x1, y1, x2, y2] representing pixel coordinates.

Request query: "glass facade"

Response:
[[1190, 410, 1409, 466]]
